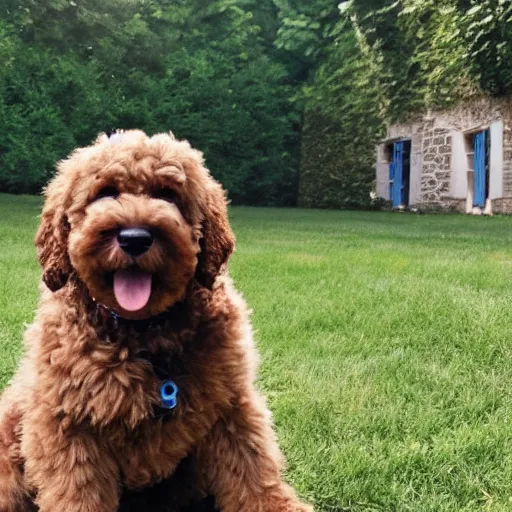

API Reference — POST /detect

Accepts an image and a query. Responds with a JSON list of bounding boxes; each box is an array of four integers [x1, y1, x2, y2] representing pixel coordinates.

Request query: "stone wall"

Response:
[[503, 123, 512, 197], [492, 199, 512, 214], [378, 96, 512, 213], [420, 127, 451, 206]]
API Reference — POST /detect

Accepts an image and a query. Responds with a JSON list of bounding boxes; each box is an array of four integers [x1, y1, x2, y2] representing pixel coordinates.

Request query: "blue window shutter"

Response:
[[389, 161, 395, 201], [474, 131, 486, 207], [392, 142, 404, 207]]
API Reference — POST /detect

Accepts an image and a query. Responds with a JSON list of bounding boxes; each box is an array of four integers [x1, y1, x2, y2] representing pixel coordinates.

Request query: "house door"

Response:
[[473, 130, 489, 208], [389, 141, 410, 207]]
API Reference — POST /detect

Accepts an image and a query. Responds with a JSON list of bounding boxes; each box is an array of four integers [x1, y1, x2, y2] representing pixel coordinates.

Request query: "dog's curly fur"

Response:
[[0, 131, 312, 512]]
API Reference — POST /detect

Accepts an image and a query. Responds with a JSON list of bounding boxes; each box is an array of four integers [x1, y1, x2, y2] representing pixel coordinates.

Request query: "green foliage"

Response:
[[462, 0, 512, 96], [350, 0, 512, 121], [271, 0, 384, 209], [273, 0, 341, 91], [0, 0, 298, 205], [298, 13, 384, 209]]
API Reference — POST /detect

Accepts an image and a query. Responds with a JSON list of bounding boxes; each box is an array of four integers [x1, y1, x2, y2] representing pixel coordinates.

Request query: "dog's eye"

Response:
[[154, 189, 177, 204], [92, 186, 119, 202]]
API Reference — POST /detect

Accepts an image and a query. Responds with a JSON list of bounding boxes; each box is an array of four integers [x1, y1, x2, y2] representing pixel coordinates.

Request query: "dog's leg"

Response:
[[119, 454, 212, 512], [197, 389, 313, 512], [0, 401, 27, 512], [22, 410, 119, 512]]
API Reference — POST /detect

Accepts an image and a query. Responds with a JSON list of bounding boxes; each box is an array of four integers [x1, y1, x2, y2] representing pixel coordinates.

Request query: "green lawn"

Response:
[[2, 194, 512, 511]]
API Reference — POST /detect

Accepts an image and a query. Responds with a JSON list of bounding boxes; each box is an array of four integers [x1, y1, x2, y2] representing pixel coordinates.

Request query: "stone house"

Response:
[[376, 98, 512, 214]]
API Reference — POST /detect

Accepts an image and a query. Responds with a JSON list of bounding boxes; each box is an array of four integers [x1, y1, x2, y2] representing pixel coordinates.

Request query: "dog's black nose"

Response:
[[117, 228, 153, 256]]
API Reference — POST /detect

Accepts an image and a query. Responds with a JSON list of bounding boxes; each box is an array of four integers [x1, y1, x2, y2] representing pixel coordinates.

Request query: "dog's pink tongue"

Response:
[[113, 270, 152, 312]]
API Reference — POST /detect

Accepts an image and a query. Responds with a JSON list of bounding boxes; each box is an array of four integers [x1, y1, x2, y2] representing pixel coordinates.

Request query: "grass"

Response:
[[2, 194, 512, 510]]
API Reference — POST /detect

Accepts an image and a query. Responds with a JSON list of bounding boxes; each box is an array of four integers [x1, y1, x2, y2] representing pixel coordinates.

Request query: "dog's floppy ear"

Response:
[[195, 182, 235, 289], [35, 170, 73, 292]]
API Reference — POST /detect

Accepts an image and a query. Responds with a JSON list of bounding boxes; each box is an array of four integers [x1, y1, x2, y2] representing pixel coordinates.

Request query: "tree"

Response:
[[0, 0, 299, 205]]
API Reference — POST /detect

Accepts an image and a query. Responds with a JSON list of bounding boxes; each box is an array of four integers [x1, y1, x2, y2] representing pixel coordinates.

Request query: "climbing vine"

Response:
[[351, 0, 512, 121]]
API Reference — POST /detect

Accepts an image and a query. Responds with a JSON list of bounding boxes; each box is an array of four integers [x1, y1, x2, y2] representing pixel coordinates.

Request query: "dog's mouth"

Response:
[[113, 268, 152, 312]]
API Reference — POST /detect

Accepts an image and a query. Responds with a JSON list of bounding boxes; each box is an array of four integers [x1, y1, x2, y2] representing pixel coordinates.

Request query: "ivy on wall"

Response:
[[350, 0, 512, 121], [298, 16, 383, 209]]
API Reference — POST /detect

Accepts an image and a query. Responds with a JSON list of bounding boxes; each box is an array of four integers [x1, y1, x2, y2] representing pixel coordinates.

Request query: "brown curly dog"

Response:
[[0, 131, 312, 512]]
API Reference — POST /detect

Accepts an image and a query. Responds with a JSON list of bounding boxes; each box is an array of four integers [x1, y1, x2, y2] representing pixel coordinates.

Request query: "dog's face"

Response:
[[35, 131, 234, 319]]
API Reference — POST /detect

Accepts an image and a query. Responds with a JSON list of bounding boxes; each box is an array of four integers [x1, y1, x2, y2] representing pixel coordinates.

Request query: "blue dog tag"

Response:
[[160, 380, 178, 409]]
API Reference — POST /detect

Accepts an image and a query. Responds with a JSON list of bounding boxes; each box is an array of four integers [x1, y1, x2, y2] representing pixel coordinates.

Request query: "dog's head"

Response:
[[35, 130, 235, 319]]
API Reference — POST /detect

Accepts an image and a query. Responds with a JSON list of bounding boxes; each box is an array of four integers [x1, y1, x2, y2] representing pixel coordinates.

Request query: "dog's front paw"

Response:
[[289, 501, 314, 512], [264, 483, 314, 512], [268, 498, 314, 512]]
